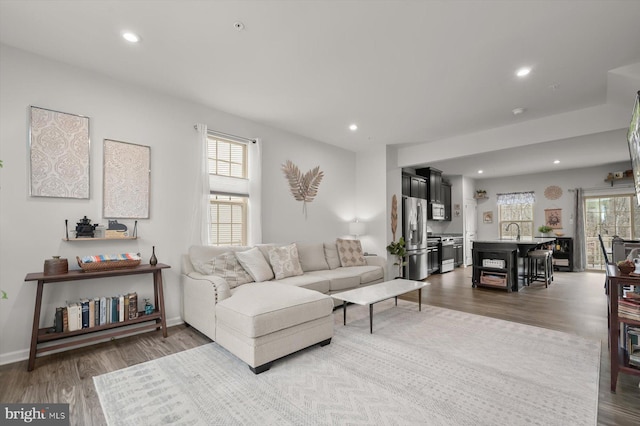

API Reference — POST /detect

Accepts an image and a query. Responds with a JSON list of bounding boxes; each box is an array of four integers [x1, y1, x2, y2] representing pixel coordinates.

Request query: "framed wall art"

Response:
[[29, 106, 90, 198], [544, 208, 562, 229], [103, 139, 150, 219], [483, 211, 493, 224]]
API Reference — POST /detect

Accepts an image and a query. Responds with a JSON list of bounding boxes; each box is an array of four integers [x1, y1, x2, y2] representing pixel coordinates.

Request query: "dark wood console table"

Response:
[[24, 263, 170, 371], [606, 264, 640, 392]]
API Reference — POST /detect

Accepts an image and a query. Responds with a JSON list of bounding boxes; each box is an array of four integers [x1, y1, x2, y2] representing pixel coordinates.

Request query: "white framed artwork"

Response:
[[103, 139, 150, 219], [29, 106, 90, 199]]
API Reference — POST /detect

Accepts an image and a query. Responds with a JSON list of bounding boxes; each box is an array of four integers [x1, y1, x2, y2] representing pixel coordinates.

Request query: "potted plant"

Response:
[[386, 236, 407, 278], [538, 225, 553, 236]]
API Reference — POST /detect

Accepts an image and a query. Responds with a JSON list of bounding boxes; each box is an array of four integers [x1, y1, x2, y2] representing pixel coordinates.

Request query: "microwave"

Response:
[[430, 203, 445, 221]]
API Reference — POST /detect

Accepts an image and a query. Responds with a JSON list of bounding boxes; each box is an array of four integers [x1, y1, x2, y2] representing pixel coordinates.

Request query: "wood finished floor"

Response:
[[1, 267, 639, 425]]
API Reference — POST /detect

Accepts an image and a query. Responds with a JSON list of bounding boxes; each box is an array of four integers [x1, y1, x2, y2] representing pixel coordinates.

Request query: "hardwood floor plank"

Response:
[[0, 269, 638, 425]]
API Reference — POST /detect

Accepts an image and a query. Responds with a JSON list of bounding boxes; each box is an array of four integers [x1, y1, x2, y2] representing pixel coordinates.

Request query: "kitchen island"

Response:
[[472, 238, 556, 291]]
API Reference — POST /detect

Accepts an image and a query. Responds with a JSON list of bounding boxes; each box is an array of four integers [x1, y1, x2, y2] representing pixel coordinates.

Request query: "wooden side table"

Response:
[[24, 263, 170, 371]]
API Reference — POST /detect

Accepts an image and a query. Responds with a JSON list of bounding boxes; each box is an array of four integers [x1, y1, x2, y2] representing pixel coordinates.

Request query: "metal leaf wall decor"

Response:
[[281, 160, 324, 218]]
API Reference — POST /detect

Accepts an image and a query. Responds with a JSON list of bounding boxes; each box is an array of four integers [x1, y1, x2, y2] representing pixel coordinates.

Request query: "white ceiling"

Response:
[[1, 0, 639, 178]]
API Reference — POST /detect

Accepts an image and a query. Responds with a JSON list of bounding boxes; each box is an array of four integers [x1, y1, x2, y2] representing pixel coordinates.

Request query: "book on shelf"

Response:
[[62, 307, 68, 332], [88, 299, 95, 328], [80, 299, 90, 329], [67, 303, 80, 332], [99, 296, 107, 325], [51, 291, 143, 332], [128, 292, 138, 320], [118, 295, 125, 322]]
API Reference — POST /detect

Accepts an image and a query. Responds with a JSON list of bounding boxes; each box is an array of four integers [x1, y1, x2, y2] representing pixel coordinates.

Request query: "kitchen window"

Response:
[[497, 191, 534, 239], [498, 203, 534, 239]]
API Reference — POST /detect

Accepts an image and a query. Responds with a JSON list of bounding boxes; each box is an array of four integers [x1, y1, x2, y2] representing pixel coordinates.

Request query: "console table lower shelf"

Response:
[[24, 263, 170, 371]]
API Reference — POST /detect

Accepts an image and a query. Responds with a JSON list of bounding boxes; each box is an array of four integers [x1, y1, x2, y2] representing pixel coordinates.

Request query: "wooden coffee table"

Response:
[[332, 279, 430, 333]]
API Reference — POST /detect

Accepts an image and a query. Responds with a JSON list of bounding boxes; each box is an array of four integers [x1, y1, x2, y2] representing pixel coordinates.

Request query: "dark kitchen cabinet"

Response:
[[442, 182, 452, 221], [416, 167, 443, 203], [411, 176, 427, 199], [402, 173, 411, 197], [454, 239, 464, 267], [402, 172, 427, 199]]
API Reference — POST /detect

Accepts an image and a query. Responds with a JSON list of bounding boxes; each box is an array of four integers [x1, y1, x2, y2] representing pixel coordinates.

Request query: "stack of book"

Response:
[[618, 297, 640, 321], [626, 326, 640, 368], [54, 292, 138, 333]]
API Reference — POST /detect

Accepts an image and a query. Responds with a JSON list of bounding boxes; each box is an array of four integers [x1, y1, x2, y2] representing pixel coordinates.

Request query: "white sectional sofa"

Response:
[[181, 240, 385, 373]]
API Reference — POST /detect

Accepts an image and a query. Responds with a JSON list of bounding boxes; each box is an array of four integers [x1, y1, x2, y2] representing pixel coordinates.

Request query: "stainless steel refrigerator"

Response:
[[403, 196, 429, 280]]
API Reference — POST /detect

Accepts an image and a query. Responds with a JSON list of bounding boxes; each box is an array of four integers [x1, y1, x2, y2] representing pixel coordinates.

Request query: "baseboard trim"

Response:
[[0, 316, 184, 367]]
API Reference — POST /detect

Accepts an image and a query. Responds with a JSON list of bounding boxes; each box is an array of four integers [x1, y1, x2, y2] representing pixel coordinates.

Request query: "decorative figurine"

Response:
[[75, 216, 98, 238], [144, 298, 154, 315]]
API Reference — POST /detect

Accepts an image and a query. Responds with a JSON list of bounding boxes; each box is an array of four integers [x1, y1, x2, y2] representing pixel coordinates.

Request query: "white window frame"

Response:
[[207, 135, 249, 246], [499, 203, 534, 239]]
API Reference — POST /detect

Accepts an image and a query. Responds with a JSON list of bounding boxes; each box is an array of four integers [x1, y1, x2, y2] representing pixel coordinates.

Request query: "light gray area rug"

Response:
[[94, 304, 600, 425]]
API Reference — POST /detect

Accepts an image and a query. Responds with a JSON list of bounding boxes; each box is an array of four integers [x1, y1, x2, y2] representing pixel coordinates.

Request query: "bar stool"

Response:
[[528, 249, 553, 287]]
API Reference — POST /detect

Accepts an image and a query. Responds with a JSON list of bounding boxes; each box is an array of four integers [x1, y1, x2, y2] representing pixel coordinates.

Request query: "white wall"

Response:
[[355, 147, 387, 257], [0, 45, 361, 364], [474, 161, 633, 241]]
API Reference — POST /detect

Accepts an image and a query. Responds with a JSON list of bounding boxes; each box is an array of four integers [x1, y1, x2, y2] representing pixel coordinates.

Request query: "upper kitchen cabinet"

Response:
[[401, 172, 427, 199], [442, 181, 452, 221], [416, 167, 442, 204]]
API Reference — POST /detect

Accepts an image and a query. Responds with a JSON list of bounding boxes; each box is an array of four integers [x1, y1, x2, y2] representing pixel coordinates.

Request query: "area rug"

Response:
[[94, 303, 600, 425]]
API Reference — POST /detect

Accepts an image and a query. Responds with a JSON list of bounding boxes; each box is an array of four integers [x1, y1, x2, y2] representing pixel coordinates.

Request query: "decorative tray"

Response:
[[76, 256, 141, 271]]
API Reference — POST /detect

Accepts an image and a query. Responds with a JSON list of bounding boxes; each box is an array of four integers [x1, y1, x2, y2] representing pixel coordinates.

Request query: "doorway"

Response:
[[584, 194, 640, 270]]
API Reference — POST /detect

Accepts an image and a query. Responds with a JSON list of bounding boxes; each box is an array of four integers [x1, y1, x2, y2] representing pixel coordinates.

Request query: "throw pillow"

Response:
[[235, 247, 275, 282], [268, 243, 304, 280], [336, 238, 367, 267], [324, 242, 341, 269], [296, 242, 330, 272], [209, 252, 254, 289]]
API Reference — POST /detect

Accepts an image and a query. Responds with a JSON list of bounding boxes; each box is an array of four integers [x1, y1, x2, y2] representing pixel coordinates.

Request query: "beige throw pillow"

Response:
[[268, 243, 304, 280], [324, 242, 342, 269], [208, 252, 254, 288], [235, 247, 275, 282], [336, 238, 367, 267], [296, 242, 330, 272]]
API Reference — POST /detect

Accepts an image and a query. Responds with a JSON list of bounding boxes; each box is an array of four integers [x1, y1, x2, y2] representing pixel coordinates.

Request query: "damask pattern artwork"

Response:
[[29, 106, 90, 198], [103, 139, 150, 218]]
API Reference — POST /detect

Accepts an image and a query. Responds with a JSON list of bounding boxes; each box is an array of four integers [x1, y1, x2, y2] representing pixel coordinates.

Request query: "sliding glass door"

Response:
[[584, 194, 640, 270]]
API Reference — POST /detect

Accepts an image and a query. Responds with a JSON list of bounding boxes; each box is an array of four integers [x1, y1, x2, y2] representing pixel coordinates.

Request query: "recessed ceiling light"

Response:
[[516, 67, 531, 77], [512, 107, 526, 115], [233, 22, 245, 31], [478, 170, 483, 174], [553, 160, 560, 164], [122, 32, 141, 43], [349, 124, 358, 131]]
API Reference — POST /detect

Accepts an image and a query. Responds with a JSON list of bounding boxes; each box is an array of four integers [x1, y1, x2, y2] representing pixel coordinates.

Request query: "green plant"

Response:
[[386, 236, 407, 278], [538, 225, 553, 234]]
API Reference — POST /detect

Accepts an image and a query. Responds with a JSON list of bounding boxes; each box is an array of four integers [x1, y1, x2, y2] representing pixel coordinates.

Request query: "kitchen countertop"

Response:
[[474, 237, 556, 244]]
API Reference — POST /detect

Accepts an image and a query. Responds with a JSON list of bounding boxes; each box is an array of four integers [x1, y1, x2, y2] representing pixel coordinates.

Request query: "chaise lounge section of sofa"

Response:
[[181, 240, 385, 372]]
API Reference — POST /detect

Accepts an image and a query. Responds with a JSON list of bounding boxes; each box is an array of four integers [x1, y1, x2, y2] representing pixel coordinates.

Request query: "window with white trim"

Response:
[[497, 192, 535, 239], [207, 136, 248, 246]]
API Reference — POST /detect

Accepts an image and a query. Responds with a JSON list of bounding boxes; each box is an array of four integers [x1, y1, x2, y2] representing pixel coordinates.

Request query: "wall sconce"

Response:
[[349, 220, 366, 239]]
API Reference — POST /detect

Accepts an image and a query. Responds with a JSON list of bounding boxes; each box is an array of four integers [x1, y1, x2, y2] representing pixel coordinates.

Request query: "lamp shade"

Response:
[[349, 220, 366, 237]]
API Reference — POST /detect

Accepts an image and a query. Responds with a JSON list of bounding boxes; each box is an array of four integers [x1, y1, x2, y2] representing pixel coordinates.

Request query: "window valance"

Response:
[[496, 191, 535, 205]]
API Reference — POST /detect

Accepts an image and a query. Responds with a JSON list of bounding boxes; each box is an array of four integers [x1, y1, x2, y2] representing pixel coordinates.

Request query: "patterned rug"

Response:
[[94, 303, 600, 425]]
